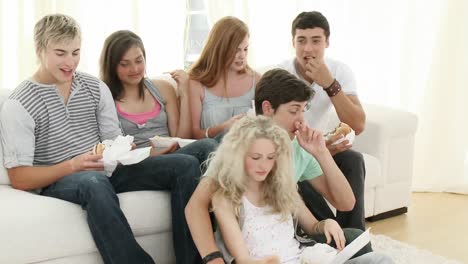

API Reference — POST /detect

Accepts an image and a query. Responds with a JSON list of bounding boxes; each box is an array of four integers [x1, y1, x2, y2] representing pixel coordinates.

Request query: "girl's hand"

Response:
[[322, 219, 346, 250], [258, 255, 281, 264], [149, 141, 179, 156], [169, 69, 189, 96], [237, 255, 280, 264], [222, 113, 245, 129], [205, 258, 224, 264]]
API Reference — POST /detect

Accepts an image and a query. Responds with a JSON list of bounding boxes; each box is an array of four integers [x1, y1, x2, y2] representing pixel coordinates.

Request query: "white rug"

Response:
[[371, 234, 462, 264]]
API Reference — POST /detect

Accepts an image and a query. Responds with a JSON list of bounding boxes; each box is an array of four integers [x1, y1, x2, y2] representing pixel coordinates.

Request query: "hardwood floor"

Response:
[[366, 192, 468, 263]]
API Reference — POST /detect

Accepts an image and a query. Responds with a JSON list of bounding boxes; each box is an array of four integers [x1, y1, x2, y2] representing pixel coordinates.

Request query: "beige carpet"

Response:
[[371, 234, 462, 264]]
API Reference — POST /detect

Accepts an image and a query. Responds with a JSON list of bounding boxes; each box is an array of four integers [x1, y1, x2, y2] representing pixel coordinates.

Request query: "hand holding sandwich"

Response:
[[325, 123, 353, 156], [69, 152, 104, 173]]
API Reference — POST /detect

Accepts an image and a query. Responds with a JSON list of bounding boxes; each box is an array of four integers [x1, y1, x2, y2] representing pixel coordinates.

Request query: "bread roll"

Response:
[[328, 122, 352, 138], [92, 143, 106, 155]]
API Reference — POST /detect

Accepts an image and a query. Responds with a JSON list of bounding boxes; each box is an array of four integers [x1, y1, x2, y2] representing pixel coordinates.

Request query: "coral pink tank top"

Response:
[[116, 98, 161, 125]]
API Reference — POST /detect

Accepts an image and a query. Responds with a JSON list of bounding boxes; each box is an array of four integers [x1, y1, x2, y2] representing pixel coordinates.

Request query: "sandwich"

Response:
[[326, 122, 352, 138], [92, 143, 106, 155]]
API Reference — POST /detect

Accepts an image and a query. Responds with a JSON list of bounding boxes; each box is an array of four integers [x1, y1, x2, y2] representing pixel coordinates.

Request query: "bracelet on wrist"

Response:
[[323, 79, 342, 97], [205, 127, 211, 138], [201, 251, 224, 264], [314, 220, 324, 234]]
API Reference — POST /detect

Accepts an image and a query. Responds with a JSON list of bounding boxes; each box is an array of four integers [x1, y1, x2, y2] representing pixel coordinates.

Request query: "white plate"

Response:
[[324, 130, 355, 146], [332, 130, 355, 146], [149, 136, 196, 148], [149, 136, 177, 148], [176, 138, 196, 147]]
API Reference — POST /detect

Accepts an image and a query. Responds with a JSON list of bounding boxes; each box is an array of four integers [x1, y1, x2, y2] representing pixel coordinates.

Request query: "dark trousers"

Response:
[[41, 138, 218, 264], [299, 149, 366, 230]]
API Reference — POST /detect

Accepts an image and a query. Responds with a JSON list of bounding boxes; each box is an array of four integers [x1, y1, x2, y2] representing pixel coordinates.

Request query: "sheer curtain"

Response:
[[205, 0, 468, 194], [0, 0, 187, 92]]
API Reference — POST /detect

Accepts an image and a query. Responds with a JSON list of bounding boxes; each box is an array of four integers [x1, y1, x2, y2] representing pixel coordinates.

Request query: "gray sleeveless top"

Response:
[[201, 76, 255, 129], [117, 78, 169, 148]]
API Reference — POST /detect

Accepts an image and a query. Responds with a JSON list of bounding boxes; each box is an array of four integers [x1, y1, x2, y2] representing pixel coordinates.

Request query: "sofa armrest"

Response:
[[353, 104, 418, 184]]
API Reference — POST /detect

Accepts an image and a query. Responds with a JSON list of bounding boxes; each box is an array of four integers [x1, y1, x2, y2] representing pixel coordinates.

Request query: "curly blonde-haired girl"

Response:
[[205, 115, 301, 220]]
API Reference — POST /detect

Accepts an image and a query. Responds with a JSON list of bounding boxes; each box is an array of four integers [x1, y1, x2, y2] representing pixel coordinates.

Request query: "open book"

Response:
[[297, 228, 371, 264], [331, 228, 371, 264]]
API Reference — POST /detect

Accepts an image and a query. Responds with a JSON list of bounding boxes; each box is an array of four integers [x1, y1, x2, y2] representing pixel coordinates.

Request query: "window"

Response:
[[184, 0, 210, 70]]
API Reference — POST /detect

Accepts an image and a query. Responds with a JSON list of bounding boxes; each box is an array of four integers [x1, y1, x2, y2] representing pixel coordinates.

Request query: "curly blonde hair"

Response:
[[205, 115, 302, 220]]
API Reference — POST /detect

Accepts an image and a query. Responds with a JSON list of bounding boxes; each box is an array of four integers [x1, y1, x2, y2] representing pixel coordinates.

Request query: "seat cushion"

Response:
[[0, 185, 171, 264]]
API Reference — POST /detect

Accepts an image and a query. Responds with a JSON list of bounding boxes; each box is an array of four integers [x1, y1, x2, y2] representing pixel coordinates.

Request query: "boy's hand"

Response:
[[304, 57, 334, 88], [294, 122, 327, 157], [70, 152, 104, 172], [325, 134, 351, 156]]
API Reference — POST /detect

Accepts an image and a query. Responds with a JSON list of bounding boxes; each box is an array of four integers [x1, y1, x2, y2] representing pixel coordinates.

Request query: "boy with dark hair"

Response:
[[278, 11, 367, 230]]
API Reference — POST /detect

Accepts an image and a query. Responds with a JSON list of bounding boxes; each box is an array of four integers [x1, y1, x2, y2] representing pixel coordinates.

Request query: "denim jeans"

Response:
[[174, 138, 218, 173], [299, 149, 366, 230], [41, 171, 154, 264], [41, 151, 211, 264]]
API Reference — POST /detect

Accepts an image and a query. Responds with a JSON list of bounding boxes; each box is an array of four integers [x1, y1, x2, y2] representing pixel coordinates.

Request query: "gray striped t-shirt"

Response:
[[0, 72, 122, 168]]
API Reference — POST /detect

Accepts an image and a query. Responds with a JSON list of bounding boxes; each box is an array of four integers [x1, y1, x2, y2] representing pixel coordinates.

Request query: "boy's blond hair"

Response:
[[34, 14, 81, 54]]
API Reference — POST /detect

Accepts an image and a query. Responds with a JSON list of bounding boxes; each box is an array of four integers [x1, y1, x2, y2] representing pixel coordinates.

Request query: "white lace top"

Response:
[[240, 196, 302, 263]]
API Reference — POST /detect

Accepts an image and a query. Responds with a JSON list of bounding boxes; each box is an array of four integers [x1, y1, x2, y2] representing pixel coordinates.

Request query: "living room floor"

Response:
[[366, 192, 468, 263]]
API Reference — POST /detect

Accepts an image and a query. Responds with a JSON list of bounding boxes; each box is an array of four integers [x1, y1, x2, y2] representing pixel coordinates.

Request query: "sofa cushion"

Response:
[[0, 185, 171, 264]]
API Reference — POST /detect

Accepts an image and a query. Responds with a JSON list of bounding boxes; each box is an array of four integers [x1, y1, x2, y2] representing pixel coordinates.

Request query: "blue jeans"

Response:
[[174, 138, 218, 172], [41, 146, 214, 263]]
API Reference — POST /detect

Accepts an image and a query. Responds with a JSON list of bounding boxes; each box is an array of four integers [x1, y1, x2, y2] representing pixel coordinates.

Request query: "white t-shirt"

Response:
[[277, 58, 357, 132]]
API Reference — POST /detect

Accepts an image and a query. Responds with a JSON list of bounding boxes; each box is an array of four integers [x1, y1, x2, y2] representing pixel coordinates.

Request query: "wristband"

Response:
[[205, 127, 211, 138], [314, 220, 325, 234], [323, 79, 342, 97], [201, 251, 224, 264]]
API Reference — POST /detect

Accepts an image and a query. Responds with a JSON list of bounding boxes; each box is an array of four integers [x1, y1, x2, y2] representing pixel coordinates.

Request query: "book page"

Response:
[[330, 228, 371, 264]]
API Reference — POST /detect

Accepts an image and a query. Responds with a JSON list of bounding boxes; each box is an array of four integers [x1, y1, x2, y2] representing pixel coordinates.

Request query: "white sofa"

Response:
[[0, 98, 417, 263], [352, 104, 418, 220]]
